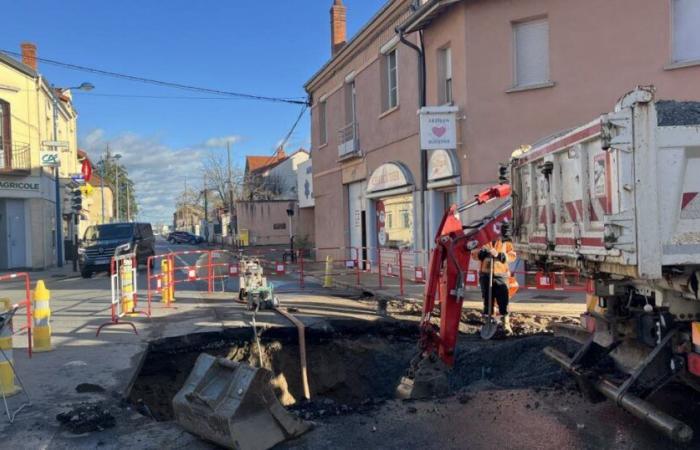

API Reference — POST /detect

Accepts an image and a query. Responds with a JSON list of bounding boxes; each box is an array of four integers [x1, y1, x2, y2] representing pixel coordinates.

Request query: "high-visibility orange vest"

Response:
[[474, 240, 516, 277]]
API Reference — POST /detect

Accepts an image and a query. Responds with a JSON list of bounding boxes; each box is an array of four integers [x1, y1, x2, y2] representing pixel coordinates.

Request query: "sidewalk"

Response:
[[315, 270, 588, 317]]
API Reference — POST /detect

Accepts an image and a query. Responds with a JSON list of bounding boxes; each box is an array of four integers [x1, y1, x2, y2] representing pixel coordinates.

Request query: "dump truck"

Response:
[[509, 86, 700, 442]]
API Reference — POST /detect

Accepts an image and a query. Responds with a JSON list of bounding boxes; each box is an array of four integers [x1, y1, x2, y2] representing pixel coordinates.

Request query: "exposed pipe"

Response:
[[544, 346, 693, 443]]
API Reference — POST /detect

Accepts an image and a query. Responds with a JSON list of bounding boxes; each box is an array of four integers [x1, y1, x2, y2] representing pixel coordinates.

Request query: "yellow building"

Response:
[[0, 43, 81, 269]]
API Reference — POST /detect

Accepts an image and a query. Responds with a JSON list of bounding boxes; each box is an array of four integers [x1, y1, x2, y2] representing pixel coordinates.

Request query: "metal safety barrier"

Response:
[[96, 252, 142, 336]]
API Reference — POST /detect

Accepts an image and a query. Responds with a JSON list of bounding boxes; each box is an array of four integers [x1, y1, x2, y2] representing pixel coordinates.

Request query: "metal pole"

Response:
[[115, 164, 120, 222], [126, 183, 130, 222], [100, 158, 105, 224], [227, 142, 234, 238], [52, 88, 63, 267]]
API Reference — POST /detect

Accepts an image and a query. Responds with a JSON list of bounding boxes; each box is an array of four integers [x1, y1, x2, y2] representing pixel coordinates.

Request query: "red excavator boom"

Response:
[[418, 183, 512, 366]]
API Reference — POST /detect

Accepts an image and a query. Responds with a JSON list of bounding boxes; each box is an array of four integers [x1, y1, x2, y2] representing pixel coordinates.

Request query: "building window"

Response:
[[513, 18, 550, 88], [382, 49, 399, 111], [344, 81, 356, 125], [0, 100, 10, 169], [401, 209, 410, 228], [438, 47, 453, 104], [318, 100, 327, 145], [387, 212, 393, 228], [673, 0, 700, 63]]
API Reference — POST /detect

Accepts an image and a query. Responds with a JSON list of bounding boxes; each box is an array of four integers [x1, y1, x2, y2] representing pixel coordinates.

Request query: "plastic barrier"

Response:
[[297, 247, 360, 289], [511, 271, 588, 292], [96, 252, 141, 336], [0, 272, 32, 358]]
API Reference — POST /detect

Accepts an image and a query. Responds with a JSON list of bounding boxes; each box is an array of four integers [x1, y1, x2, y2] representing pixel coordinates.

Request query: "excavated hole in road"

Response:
[[127, 319, 577, 421]]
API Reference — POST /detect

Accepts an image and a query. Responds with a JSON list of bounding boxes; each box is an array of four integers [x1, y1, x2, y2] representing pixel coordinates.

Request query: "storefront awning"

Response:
[[427, 148, 460, 190], [366, 161, 414, 199]]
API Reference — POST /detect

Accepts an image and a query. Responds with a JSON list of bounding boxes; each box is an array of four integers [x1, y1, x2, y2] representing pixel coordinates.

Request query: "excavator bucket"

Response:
[[395, 354, 450, 399], [173, 354, 310, 450]]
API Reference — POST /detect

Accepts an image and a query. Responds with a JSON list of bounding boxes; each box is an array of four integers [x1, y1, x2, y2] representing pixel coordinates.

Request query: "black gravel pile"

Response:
[[656, 100, 700, 126], [56, 401, 116, 434]]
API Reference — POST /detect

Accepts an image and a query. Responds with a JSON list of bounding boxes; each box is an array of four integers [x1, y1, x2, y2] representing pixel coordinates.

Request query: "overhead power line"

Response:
[[0, 49, 308, 105], [257, 103, 309, 169]]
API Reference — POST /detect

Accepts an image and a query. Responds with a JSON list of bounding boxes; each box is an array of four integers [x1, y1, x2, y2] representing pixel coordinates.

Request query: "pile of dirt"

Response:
[[450, 335, 579, 391], [56, 401, 116, 434], [387, 299, 579, 336]]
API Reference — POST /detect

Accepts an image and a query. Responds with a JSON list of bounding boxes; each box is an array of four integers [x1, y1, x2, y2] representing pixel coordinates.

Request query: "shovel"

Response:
[[480, 257, 498, 340]]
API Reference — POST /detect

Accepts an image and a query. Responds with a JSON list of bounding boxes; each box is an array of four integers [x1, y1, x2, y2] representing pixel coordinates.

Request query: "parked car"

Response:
[[78, 222, 155, 278], [167, 231, 204, 245]]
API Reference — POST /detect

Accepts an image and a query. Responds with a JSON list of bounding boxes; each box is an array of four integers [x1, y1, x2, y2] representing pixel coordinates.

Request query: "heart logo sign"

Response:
[[432, 126, 447, 137]]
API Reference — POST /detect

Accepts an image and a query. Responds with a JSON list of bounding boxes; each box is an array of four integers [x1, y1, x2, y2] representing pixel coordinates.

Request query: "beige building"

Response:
[[0, 43, 82, 269], [76, 150, 113, 238], [305, 0, 700, 262]]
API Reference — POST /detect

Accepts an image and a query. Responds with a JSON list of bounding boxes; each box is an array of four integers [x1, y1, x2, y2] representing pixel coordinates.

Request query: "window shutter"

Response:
[[514, 19, 549, 87], [673, 0, 700, 62]]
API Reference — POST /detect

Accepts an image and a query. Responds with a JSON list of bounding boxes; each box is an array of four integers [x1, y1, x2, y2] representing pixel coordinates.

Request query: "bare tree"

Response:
[[201, 151, 245, 208]]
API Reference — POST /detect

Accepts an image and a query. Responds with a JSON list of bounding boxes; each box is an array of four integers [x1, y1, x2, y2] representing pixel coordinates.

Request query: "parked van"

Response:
[[78, 222, 155, 278]]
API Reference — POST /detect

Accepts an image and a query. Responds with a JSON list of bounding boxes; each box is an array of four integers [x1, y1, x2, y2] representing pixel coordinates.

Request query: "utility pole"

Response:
[[100, 147, 107, 224], [227, 141, 236, 242], [203, 179, 209, 243], [51, 88, 63, 267], [126, 183, 131, 222]]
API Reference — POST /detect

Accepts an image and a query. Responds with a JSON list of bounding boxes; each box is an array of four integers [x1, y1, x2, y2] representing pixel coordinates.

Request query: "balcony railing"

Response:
[[337, 122, 361, 160], [0, 141, 31, 175]]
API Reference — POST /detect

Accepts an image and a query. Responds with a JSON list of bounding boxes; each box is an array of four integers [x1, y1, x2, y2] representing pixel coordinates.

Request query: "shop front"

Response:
[[365, 162, 416, 252], [0, 174, 56, 270]]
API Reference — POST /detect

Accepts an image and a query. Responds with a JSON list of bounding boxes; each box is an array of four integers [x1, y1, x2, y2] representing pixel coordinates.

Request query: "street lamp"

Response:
[[114, 153, 122, 222], [51, 81, 94, 268]]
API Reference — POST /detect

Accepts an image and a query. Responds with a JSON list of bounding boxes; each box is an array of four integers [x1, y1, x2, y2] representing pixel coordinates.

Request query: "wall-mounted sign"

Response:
[[0, 179, 40, 191], [419, 106, 458, 150], [367, 162, 413, 193], [40, 149, 59, 167]]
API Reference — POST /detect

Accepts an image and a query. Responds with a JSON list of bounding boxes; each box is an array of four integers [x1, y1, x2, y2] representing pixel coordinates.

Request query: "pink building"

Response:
[[305, 0, 700, 259]]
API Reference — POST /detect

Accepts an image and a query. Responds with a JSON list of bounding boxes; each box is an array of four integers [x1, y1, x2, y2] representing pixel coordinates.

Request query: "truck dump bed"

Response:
[[510, 87, 700, 279]]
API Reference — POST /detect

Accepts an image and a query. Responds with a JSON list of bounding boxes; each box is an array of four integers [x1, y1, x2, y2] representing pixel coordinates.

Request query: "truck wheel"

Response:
[[81, 270, 93, 279]]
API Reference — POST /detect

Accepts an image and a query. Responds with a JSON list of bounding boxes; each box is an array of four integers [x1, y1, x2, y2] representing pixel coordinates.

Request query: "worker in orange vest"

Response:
[[476, 221, 517, 334]]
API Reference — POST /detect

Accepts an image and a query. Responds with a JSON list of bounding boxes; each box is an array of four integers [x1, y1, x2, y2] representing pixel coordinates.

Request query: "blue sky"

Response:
[[2, 0, 382, 224]]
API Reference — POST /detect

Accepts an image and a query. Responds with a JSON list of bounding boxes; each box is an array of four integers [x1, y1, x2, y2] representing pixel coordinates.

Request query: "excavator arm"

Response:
[[397, 182, 512, 398]]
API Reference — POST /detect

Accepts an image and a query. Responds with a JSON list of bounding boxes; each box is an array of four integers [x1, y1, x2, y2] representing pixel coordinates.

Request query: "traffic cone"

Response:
[[0, 298, 20, 396], [323, 256, 333, 288], [32, 281, 53, 352]]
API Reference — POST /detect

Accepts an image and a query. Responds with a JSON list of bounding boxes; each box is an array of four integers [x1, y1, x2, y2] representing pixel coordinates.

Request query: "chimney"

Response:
[[20, 42, 37, 71], [330, 0, 347, 55], [276, 146, 286, 159]]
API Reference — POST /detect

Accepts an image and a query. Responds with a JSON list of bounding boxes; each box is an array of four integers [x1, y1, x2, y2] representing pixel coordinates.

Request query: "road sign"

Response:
[[40, 150, 60, 167], [41, 140, 69, 148], [71, 174, 85, 183]]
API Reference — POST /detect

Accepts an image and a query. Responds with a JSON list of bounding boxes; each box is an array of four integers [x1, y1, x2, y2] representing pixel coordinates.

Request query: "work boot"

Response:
[[501, 314, 513, 335]]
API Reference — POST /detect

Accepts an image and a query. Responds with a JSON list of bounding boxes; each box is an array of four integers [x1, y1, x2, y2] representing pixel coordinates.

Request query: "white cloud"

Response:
[[80, 129, 230, 225], [203, 135, 242, 148]]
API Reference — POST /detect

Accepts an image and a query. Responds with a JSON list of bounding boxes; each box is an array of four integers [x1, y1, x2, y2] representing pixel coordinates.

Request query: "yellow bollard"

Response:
[[323, 255, 333, 288], [161, 259, 175, 303], [120, 258, 135, 314], [0, 298, 20, 396], [32, 280, 53, 352]]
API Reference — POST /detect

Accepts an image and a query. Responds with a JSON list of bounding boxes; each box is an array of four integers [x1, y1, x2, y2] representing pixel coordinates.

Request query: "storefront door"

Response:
[[348, 181, 366, 261], [6, 199, 26, 268]]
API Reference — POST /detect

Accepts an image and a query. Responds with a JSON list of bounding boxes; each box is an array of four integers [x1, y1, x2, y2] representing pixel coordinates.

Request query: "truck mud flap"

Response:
[[173, 354, 310, 450]]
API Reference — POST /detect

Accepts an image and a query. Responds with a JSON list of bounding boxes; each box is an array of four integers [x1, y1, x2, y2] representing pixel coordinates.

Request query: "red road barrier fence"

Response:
[[0, 272, 32, 358]]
